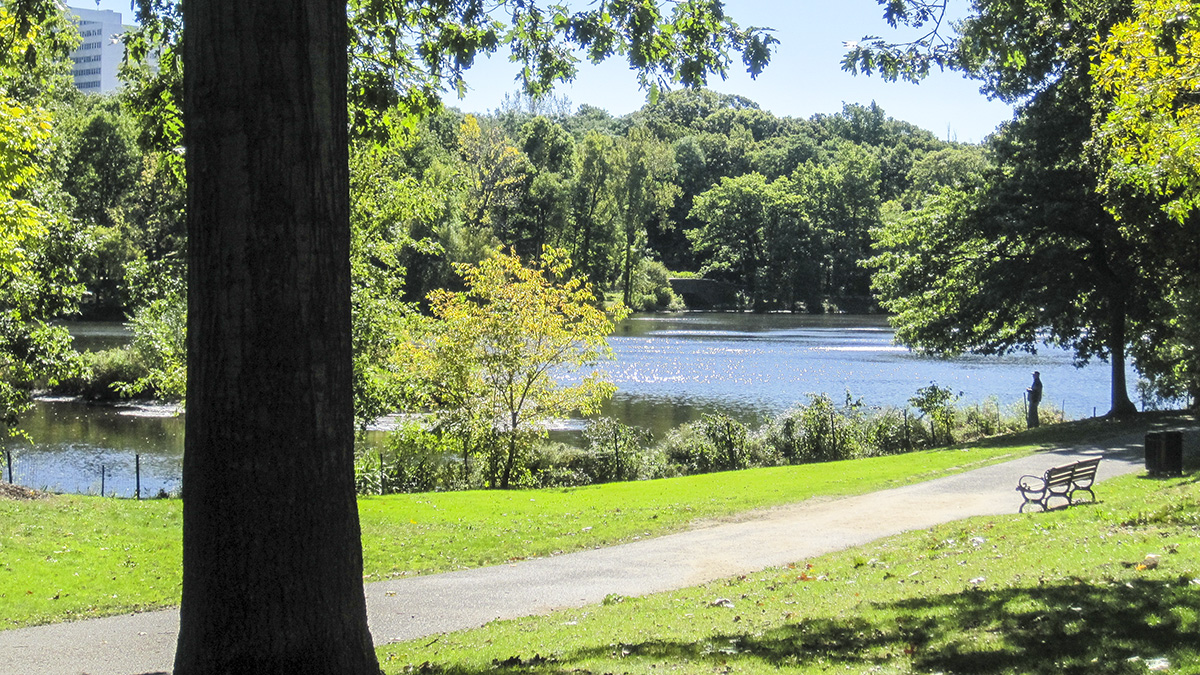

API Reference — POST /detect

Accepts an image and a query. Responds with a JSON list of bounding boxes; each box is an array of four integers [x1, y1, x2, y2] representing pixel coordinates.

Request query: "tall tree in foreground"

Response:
[[177, 0, 377, 672], [867, 86, 1145, 415], [174, 0, 774, 671]]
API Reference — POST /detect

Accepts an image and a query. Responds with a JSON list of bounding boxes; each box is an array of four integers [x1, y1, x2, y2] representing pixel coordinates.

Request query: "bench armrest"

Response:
[[1017, 474, 1047, 491]]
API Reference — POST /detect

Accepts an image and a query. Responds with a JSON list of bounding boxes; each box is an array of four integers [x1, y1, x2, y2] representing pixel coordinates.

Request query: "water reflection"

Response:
[[60, 320, 132, 353]]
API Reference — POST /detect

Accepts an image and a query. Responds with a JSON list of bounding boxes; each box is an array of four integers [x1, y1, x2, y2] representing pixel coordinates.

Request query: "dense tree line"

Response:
[[46, 86, 974, 323], [370, 91, 967, 313]]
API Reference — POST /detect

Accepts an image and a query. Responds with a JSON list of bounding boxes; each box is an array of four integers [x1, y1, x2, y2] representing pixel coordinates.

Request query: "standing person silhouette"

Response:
[[1026, 371, 1043, 428]]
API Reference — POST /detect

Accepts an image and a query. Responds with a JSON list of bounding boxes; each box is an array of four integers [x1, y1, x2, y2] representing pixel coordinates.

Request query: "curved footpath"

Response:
[[1, 431, 1184, 675]]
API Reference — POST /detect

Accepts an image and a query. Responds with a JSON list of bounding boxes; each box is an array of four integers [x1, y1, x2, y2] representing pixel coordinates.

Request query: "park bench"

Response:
[[1015, 457, 1101, 512]]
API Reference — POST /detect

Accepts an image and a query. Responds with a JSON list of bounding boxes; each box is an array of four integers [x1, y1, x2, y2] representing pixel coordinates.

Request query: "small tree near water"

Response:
[[406, 247, 629, 488], [909, 383, 961, 445], [584, 417, 652, 483]]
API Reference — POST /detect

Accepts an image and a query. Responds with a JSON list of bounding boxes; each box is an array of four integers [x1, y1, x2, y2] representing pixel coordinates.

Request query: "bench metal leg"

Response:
[[1069, 487, 1096, 504]]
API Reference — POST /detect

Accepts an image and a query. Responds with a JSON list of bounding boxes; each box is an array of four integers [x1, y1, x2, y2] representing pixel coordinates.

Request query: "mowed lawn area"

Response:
[[378, 467, 1200, 674], [2, 414, 1196, 674]]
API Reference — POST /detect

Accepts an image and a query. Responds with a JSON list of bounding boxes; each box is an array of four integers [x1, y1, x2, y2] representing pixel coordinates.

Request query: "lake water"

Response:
[[4, 315, 1134, 495], [591, 314, 1130, 438], [3, 398, 184, 497]]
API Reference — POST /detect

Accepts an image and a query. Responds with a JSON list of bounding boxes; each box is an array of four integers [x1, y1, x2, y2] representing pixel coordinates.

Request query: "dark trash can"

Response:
[[1145, 431, 1183, 476]]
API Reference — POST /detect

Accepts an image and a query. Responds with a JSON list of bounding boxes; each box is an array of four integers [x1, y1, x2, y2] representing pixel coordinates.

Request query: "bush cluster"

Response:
[[46, 294, 187, 402], [47, 348, 149, 401], [354, 422, 474, 495], [627, 259, 685, 312], [353, 388, 1051, 495]]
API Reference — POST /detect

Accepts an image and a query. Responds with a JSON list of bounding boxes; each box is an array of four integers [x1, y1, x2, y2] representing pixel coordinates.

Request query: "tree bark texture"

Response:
[[176, 0, 379, 672]]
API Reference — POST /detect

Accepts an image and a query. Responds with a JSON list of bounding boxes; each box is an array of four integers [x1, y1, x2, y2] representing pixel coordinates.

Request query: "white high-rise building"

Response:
[[67, 6, 130, 94]]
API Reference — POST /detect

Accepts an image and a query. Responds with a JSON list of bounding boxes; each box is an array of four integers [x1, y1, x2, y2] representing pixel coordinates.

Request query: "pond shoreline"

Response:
[[11, 315, 1136, 495]]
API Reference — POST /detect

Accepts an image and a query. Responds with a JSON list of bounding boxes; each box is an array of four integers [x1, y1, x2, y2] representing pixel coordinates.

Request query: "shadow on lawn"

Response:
[[463, 579, 1200, 675]]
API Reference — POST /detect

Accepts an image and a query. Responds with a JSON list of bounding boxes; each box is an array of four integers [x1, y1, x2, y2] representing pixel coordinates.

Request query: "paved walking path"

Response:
[[0, 432, 1181, 675]]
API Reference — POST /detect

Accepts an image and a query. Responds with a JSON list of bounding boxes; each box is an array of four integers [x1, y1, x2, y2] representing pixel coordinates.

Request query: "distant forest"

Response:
[[59, 87, 984, 317], [384, 89, 983, 314]]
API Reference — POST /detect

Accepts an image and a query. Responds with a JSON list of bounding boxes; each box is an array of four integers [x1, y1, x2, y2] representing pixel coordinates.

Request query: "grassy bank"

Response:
[[378, 469, 1200, 674], [0, 414, 1182, 630]]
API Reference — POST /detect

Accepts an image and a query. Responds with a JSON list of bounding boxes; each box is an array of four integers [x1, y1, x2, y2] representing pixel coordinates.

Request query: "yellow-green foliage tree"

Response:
[[458, 114, 531, 234], [0, 96, 48, 275], [1094, 0, 1200, 222], [0, 4, 82, 439], [406, 247, 629, 489], [0, 3, 64, 276], [1094, 0, 1200, 401], [0, 91, 54, 436]]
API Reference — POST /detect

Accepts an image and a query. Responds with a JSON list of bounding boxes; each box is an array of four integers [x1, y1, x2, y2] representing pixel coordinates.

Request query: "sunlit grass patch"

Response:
[[378, 472, 1200, 674], [356, 440, 1035, 580], [0, 412, 1185, 632], [0, 495, 181, 629]]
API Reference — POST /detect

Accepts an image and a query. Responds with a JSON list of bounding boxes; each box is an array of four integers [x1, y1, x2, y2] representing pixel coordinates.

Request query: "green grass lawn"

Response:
[[378, 470, 1200, 674], [0, 493, 182, 628], [0, 413, 1184, 631], [357, 436, 1032, 580]]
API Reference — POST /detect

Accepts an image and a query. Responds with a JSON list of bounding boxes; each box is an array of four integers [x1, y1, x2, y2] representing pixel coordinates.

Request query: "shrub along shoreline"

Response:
[[356, 386, 1061, 495]]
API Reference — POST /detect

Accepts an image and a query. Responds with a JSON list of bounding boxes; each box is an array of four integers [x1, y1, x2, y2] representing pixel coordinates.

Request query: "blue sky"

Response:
[[81, 0, 1014, 143]]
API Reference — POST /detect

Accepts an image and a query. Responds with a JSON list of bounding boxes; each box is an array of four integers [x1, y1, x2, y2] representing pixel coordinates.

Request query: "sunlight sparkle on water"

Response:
[[815, 345, 909, 353]]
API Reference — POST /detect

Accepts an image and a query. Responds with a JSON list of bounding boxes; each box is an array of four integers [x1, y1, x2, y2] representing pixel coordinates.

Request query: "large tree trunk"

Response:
[[176, 0, 379, 672], [1108, 299, 1138, 416]]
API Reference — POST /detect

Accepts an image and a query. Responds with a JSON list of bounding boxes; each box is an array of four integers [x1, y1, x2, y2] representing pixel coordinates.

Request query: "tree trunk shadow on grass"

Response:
[[430, 579, 1199, 675]]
